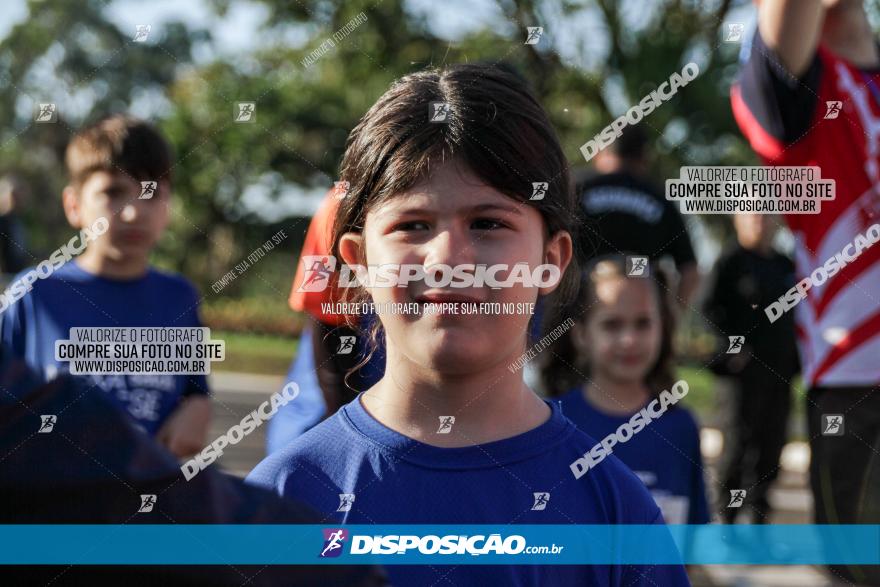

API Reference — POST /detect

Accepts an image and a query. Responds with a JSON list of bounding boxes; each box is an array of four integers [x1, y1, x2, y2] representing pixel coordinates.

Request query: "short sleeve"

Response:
[[732, 29, 823, 159]]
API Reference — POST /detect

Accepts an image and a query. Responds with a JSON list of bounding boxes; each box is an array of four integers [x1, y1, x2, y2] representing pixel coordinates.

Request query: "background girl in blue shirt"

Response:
[[248, 64, 690, 586], [542, 255, 710, 525]]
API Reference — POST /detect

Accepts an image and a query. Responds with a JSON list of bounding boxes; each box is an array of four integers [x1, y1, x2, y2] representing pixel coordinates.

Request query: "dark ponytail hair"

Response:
[[540, 254, 676, 398], [329, 63, 581, 391]]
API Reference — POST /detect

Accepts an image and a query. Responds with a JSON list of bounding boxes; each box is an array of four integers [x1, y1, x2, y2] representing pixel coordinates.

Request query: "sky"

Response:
[[0, 0, 509, 58]]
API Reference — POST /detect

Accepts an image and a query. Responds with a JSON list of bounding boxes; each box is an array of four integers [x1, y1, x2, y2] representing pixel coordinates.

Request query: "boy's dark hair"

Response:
[[608, 125, 648, 161], [540, 254, 676, 398], [65, 114, 173, 188], [330, 63, 581, 387]]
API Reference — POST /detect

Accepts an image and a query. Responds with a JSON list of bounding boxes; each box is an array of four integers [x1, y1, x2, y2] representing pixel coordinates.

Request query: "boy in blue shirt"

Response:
[[0, 114, 212, 458]]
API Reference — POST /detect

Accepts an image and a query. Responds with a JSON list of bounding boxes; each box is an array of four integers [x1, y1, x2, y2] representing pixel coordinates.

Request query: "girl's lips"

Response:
[[413, 292, 485, 317], [616, 355, 646, 365], [415, 292, 482, 304], [116, 231, 150, 244]]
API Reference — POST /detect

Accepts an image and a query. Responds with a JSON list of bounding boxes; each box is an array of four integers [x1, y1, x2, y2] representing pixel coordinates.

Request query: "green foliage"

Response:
[[202, 296, 303, 337], [211, 329, 297, 374], [2, 0, 753, 297]]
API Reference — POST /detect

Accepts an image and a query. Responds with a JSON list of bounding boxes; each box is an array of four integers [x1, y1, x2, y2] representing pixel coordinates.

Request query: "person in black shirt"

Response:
[[575, 126, 699, 307], [702, 213, 799, 524]]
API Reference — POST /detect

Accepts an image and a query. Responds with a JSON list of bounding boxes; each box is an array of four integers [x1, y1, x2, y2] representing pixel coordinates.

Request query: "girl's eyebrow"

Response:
[[469, 203, 524, 216], [387, 203, 525, 216]]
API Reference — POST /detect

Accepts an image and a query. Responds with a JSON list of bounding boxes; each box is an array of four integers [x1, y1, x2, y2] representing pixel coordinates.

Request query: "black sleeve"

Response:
[[738, 29, 823, 145], [661, 201, 697, 268], [701, 251, 738, 336]]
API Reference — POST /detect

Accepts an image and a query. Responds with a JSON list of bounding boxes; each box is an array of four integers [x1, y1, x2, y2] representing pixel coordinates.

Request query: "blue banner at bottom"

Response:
[[1, 525, 878, 565]]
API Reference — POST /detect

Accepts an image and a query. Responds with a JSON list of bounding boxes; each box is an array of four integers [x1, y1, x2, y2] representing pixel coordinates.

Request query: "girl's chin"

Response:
[[606, 366, 651, 384], [415, 340, 496, 371]]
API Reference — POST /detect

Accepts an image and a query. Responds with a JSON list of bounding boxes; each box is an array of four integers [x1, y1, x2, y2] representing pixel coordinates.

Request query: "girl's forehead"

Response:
[[384, 161, 512, 203], [593, 276, 656, 307], [371, 181, 525, 215]]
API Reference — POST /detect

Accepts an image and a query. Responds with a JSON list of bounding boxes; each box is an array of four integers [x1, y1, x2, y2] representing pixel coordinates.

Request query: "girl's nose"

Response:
[[421, 224, 476, 268], [119, 203, 138, 223], [619, 328, 638, 347]]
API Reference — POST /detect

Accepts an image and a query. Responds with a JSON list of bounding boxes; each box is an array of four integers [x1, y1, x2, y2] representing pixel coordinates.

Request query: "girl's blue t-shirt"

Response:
[[559, 388, 710, 525], [247, 395, 691, 586]]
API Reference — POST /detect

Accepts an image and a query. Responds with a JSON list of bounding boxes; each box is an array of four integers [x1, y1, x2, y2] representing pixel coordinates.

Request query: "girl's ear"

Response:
[[540, 230, 573, 296], [339, 232, 372, 300], [339, 232, 366, 267]]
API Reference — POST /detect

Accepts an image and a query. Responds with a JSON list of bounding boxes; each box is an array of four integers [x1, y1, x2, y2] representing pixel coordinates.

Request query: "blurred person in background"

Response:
[[544, 255, 710, 526], [266, 191, 384, 455], [702, 213, 799, 524], [574, 126, 700, 308], [0, 115, 212, 459]]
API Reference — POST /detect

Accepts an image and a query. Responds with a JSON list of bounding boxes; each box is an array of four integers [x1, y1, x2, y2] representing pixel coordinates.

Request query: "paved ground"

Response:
[[206, 371, 284, 478], [207, 372, 838, 587]]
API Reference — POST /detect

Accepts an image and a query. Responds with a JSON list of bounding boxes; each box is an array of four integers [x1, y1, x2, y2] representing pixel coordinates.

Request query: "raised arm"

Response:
[[757, 0, 825, 77]]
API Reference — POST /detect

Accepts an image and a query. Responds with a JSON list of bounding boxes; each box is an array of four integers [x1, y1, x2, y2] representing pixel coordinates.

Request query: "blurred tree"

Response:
[[168, 0, 751, 289], [2, 0, 807, 297], [0, 0, 203, 259]]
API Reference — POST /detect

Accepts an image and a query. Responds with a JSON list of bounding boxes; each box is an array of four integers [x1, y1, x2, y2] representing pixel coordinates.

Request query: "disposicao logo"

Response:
[[319, 528, 348, 558]]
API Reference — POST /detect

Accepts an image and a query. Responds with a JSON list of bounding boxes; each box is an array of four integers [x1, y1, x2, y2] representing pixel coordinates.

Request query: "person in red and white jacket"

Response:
[[732, 1, 880, 584]]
